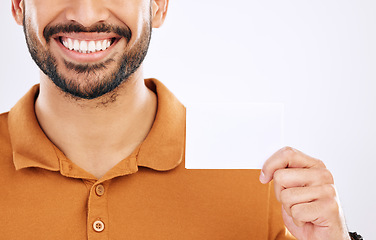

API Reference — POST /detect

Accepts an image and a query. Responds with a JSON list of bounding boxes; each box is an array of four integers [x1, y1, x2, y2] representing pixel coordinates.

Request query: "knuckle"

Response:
[[322, 184, 337, 198], [327, 198, 340, 214], [290, 204, 303, 220], [280, 189, 290, 204], [281, 146, 296, 159], [321, 169, 334, 183], [315, 159, 327, 168], [273, 169, 285, 184]]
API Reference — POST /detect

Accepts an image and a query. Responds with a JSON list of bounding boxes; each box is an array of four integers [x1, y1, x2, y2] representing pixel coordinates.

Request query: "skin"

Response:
[[260, 147, 351, 239], [12, 0, 350, 239], [11, 0, 168, 178]]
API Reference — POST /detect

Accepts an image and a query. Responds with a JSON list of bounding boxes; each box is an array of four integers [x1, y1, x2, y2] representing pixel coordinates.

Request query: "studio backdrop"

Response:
[[1, 1, 375, 238]]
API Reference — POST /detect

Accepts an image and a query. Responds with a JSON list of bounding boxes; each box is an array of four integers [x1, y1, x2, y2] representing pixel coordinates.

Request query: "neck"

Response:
[[35, 68, 157, 179]]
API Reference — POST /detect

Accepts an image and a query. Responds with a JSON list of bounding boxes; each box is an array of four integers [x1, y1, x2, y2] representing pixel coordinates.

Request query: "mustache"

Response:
[[43, 22, 132, 43]]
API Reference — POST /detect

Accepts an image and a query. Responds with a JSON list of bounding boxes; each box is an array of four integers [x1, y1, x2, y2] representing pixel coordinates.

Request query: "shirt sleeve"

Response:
[[267, 181, 297, 240]]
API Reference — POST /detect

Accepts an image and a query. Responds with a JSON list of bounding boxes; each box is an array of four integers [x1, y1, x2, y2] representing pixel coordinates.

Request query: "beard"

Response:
[[23, 13, 152, 100]]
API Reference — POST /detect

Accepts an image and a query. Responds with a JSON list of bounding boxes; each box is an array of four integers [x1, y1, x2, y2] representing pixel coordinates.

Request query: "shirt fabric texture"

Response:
[[0, 78, 295, 239]]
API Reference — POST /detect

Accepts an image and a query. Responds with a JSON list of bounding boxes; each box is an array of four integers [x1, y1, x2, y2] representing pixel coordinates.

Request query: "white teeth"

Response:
[[61, 37, 113, 53], [102, 40, 108, 50], [68, 38, 73, 50], [80, 41, 88, 53], [62, 39, 68, 48], [88, 41, 96, 53], [73, 40, 80, 51], [96, 41, 102, 51]]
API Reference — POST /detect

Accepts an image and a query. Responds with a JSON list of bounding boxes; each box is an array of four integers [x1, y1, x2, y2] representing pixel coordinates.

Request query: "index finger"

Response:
[[259, 146, 326, 184]]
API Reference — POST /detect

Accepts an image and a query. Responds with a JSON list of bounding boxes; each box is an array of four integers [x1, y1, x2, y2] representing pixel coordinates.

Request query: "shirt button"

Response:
[[95, 184, 105, 196], [93, 220, 105, 232]]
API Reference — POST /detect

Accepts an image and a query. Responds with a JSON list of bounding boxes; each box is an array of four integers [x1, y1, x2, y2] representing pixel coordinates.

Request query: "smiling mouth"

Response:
[[59, 36, 118, 54]]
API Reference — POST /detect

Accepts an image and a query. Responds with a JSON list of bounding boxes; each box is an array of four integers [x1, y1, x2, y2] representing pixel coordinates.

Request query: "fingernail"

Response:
[[259, 170, 267, 184]]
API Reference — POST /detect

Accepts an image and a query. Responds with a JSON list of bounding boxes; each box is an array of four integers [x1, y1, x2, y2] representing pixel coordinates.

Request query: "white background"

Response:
[[186, 103, 285, 169], [1, 0, 375, 238]]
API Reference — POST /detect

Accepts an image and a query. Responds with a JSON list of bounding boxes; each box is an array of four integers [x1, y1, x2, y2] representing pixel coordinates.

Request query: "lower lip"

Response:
[[54, 38, 120, 63]]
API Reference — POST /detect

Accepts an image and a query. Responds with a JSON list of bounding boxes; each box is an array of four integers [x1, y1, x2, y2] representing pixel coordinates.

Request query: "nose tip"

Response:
[[65, 0, 110, 28]]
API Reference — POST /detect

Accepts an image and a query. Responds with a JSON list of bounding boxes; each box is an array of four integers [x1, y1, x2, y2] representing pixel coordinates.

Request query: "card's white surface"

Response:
[[186, 103, 284, 169]]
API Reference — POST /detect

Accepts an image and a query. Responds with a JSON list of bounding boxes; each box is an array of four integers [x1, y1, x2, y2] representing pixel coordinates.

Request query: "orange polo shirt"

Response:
[[0, 79, 295, 239]]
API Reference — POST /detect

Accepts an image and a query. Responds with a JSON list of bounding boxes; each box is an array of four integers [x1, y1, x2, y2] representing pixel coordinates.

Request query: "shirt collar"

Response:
[[8, 78, 185, 173]]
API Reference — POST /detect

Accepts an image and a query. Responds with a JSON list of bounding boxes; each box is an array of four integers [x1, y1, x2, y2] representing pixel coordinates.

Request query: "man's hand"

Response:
[[260, 147, 351, 240]]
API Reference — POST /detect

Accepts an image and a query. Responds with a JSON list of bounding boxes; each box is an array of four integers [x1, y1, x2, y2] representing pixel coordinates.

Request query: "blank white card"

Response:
[[186, 103, 284, 169]]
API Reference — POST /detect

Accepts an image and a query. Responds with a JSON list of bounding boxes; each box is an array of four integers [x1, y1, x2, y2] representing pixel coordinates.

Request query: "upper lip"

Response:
[[53, 32, 121, 41]]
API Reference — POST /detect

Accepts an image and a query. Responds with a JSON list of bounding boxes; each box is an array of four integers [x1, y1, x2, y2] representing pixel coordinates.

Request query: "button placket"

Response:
[[87, 181, 110, 239]]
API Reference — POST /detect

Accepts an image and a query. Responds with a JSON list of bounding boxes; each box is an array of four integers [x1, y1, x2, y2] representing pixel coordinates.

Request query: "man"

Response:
[[0, 0, 357, 239]]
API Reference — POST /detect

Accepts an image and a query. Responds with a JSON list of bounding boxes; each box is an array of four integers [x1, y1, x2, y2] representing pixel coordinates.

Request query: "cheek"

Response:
[[108, 0, 150, 42], [25, 0, 69, 45]]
